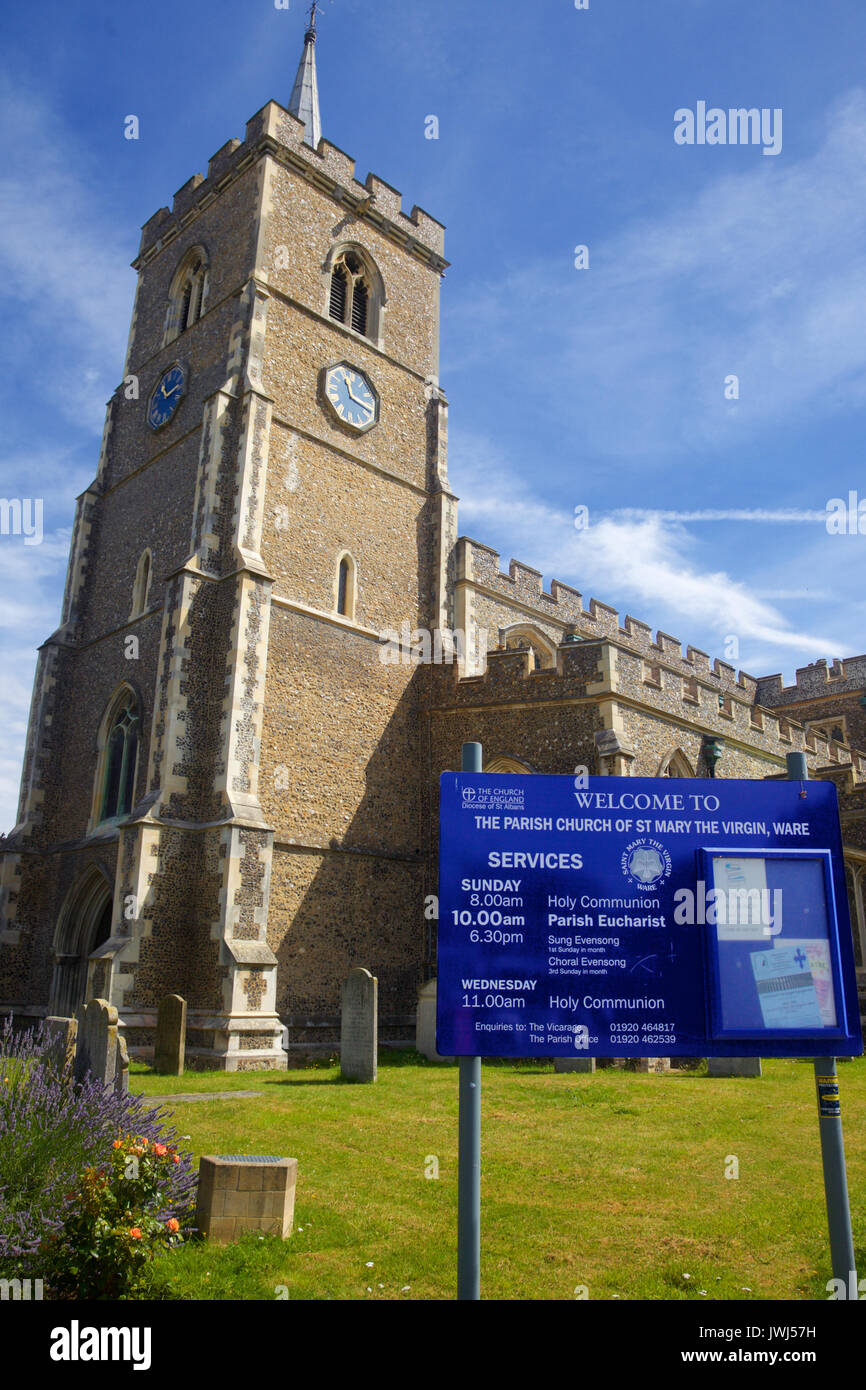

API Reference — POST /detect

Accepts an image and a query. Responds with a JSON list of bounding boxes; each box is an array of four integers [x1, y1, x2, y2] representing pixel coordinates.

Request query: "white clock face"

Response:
[[324, 364, 379, 432]]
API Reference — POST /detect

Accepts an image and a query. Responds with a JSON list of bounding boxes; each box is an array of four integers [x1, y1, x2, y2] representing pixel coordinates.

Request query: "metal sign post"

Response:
[[457, 741, 482, 1301], [786, 752, 858, 1298]]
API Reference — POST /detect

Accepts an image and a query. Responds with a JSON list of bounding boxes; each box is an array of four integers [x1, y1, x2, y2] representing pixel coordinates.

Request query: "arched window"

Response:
[[484, 757, 533, 774], [336, 552, 357, 620], [658, 749, 695, 778], [327, 247, 383, 343], [95, 689, 141, 825], [130, 549, 152, 618], [164, 246, 209, 345], [500, 625, 556, 670]]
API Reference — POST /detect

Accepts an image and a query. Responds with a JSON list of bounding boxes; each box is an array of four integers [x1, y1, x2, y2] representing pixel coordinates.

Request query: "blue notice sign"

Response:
[[436, 775, 862, 1059]]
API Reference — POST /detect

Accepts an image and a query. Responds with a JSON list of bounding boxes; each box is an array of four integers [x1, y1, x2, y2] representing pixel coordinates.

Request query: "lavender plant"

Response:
[[0, 1017, 197, 1282]]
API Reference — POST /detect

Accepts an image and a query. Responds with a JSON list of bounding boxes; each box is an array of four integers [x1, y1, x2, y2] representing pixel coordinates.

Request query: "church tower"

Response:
[[0, 12, 454, 1068]]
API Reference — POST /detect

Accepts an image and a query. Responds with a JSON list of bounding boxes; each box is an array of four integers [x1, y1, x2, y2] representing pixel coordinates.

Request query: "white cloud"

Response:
[[0, 76, 134, 429], [455, 433, 847, 666]]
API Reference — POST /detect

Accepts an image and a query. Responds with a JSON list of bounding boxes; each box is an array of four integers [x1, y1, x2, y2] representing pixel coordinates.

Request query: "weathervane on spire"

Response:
[[306, 2, 321, 37]]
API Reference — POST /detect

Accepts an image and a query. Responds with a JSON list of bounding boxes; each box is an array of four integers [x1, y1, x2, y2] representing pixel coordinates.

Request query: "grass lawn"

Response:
[[136, 1054, 866, 1301]]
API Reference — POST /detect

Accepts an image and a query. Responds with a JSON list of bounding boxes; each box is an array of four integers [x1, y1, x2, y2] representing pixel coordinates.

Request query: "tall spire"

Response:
[[288, 3, 323, 149]]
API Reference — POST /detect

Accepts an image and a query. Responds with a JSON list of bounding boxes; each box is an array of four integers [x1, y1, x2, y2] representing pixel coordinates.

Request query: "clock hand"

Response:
[[344, 382, 372, 412], [162, 381, 182, 398]]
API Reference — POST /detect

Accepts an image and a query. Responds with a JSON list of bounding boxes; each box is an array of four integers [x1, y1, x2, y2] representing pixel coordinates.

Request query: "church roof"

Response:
[[288, 5, 323, 149]]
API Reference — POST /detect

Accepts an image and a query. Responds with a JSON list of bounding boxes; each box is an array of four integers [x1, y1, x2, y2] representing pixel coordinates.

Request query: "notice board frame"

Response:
[[699, 845, 849, 1046]]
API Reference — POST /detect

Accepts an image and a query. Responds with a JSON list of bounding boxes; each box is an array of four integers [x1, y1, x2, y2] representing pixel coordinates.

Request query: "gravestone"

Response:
[[341, 967, 377, 1082], [707, 1057, 762, 1078], [554, 1057, 596, 1073], [636, 1057, 671, 1074], [41, 1016, 78, 1075], [153, 993, 187, 1075], [74, 998, 118, 1086], [115, 1033, 129, 1093], [416, 979, 453, 1062]]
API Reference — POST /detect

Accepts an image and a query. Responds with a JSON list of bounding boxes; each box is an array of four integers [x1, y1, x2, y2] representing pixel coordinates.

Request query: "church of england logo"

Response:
[[621, 837, 672, 891]]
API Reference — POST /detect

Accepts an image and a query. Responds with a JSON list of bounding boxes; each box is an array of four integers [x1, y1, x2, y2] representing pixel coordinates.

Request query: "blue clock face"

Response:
[[324, 364, 378, 432], [147, 363, 186, 430]]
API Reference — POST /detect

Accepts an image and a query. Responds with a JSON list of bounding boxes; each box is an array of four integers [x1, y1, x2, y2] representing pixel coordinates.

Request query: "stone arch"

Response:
[[657, 748, 695, 778], [163, 244, 209, 344], [499, 623, 556, 670], [49, 865, 114, 1017], [484, 756, 534, 774], [89, 683, 142, 831], [130, 548, 152, 619], [324, 242, 385, 345], [335, 550, 357, 621]]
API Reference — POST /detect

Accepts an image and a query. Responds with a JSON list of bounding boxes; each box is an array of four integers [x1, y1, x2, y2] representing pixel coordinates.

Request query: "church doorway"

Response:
[[49, 869, 114, 1017]]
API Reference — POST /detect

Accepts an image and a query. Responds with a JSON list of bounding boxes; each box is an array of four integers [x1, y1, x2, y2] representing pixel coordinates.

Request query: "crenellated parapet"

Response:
[[756, 656, 866, 705], [136, 101, 447, 272], [449, 539, 866, 780], [460, 538, 767, 700]]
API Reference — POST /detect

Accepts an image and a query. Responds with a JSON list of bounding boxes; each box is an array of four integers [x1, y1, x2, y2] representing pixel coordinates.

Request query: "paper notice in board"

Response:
[[774, 937, 837, 1027], [712, 856, 772, 940], [750, 945, 824, 1029]]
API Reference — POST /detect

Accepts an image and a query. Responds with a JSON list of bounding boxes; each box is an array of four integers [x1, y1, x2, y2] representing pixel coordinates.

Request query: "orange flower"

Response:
[[165, 1217, 180, 1233], [129, 1227, 142, 1240], [154, 1143, 168, 1157], [172, 1154, 180, 1164], [112, 1139, 123, 1149]]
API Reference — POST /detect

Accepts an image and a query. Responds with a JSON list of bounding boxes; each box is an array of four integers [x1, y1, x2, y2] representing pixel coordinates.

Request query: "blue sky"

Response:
[[2, 0, 866, 827]]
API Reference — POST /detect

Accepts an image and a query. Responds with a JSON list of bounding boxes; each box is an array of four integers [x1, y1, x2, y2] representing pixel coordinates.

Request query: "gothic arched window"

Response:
[[327, 247, 382, 343], [164, 246, 209, 345], [96, 690, 140, 824], [130, 549, 152, 618], [658, 749, 695, 778], [336, 552, 357, 620]]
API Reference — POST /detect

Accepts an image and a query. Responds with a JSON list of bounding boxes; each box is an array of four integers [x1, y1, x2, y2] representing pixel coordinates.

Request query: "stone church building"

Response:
[[2, 17, 865, 1066]]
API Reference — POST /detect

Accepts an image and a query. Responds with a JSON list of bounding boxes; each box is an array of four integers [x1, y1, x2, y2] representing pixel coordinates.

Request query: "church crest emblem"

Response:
[[621, 838, 672, 891]]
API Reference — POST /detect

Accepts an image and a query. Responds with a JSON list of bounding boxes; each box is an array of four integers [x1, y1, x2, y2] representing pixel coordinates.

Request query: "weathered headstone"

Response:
[[153, 993, 187, 1075], [114, 1033, 129, 1093], [340, 967, 377, 1082], [41, 1016, 77, 1075], [74, 998, 118, 1086], [415, 979, 453, 1062], [636, 1057, 671, 1074], [707, 1057, 762, 1078], [554, 1057, 596, 1073]]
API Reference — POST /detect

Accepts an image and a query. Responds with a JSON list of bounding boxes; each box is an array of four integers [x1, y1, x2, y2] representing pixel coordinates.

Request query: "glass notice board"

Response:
[[701, 849, 845, 1040]]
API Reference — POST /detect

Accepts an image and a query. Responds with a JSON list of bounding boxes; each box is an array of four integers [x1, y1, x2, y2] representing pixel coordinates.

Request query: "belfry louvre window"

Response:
[[351, 280, 368, 336], [99, 693, 140, 823], [329, 264, 348, 321], [329, 250, 376, 340], [164, 248, 209, 345]]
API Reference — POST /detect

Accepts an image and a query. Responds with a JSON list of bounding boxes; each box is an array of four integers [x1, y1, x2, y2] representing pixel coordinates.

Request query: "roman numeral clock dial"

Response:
[[147, 363, 187, 430], [323, 363, 379, 434]]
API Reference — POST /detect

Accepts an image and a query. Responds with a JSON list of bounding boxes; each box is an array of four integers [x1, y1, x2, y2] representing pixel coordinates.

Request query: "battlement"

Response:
[[437, 637, 866, 783], [136, 100, 447, 268], [460, 538, 761, 696], [756, 655, 866, 706]]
